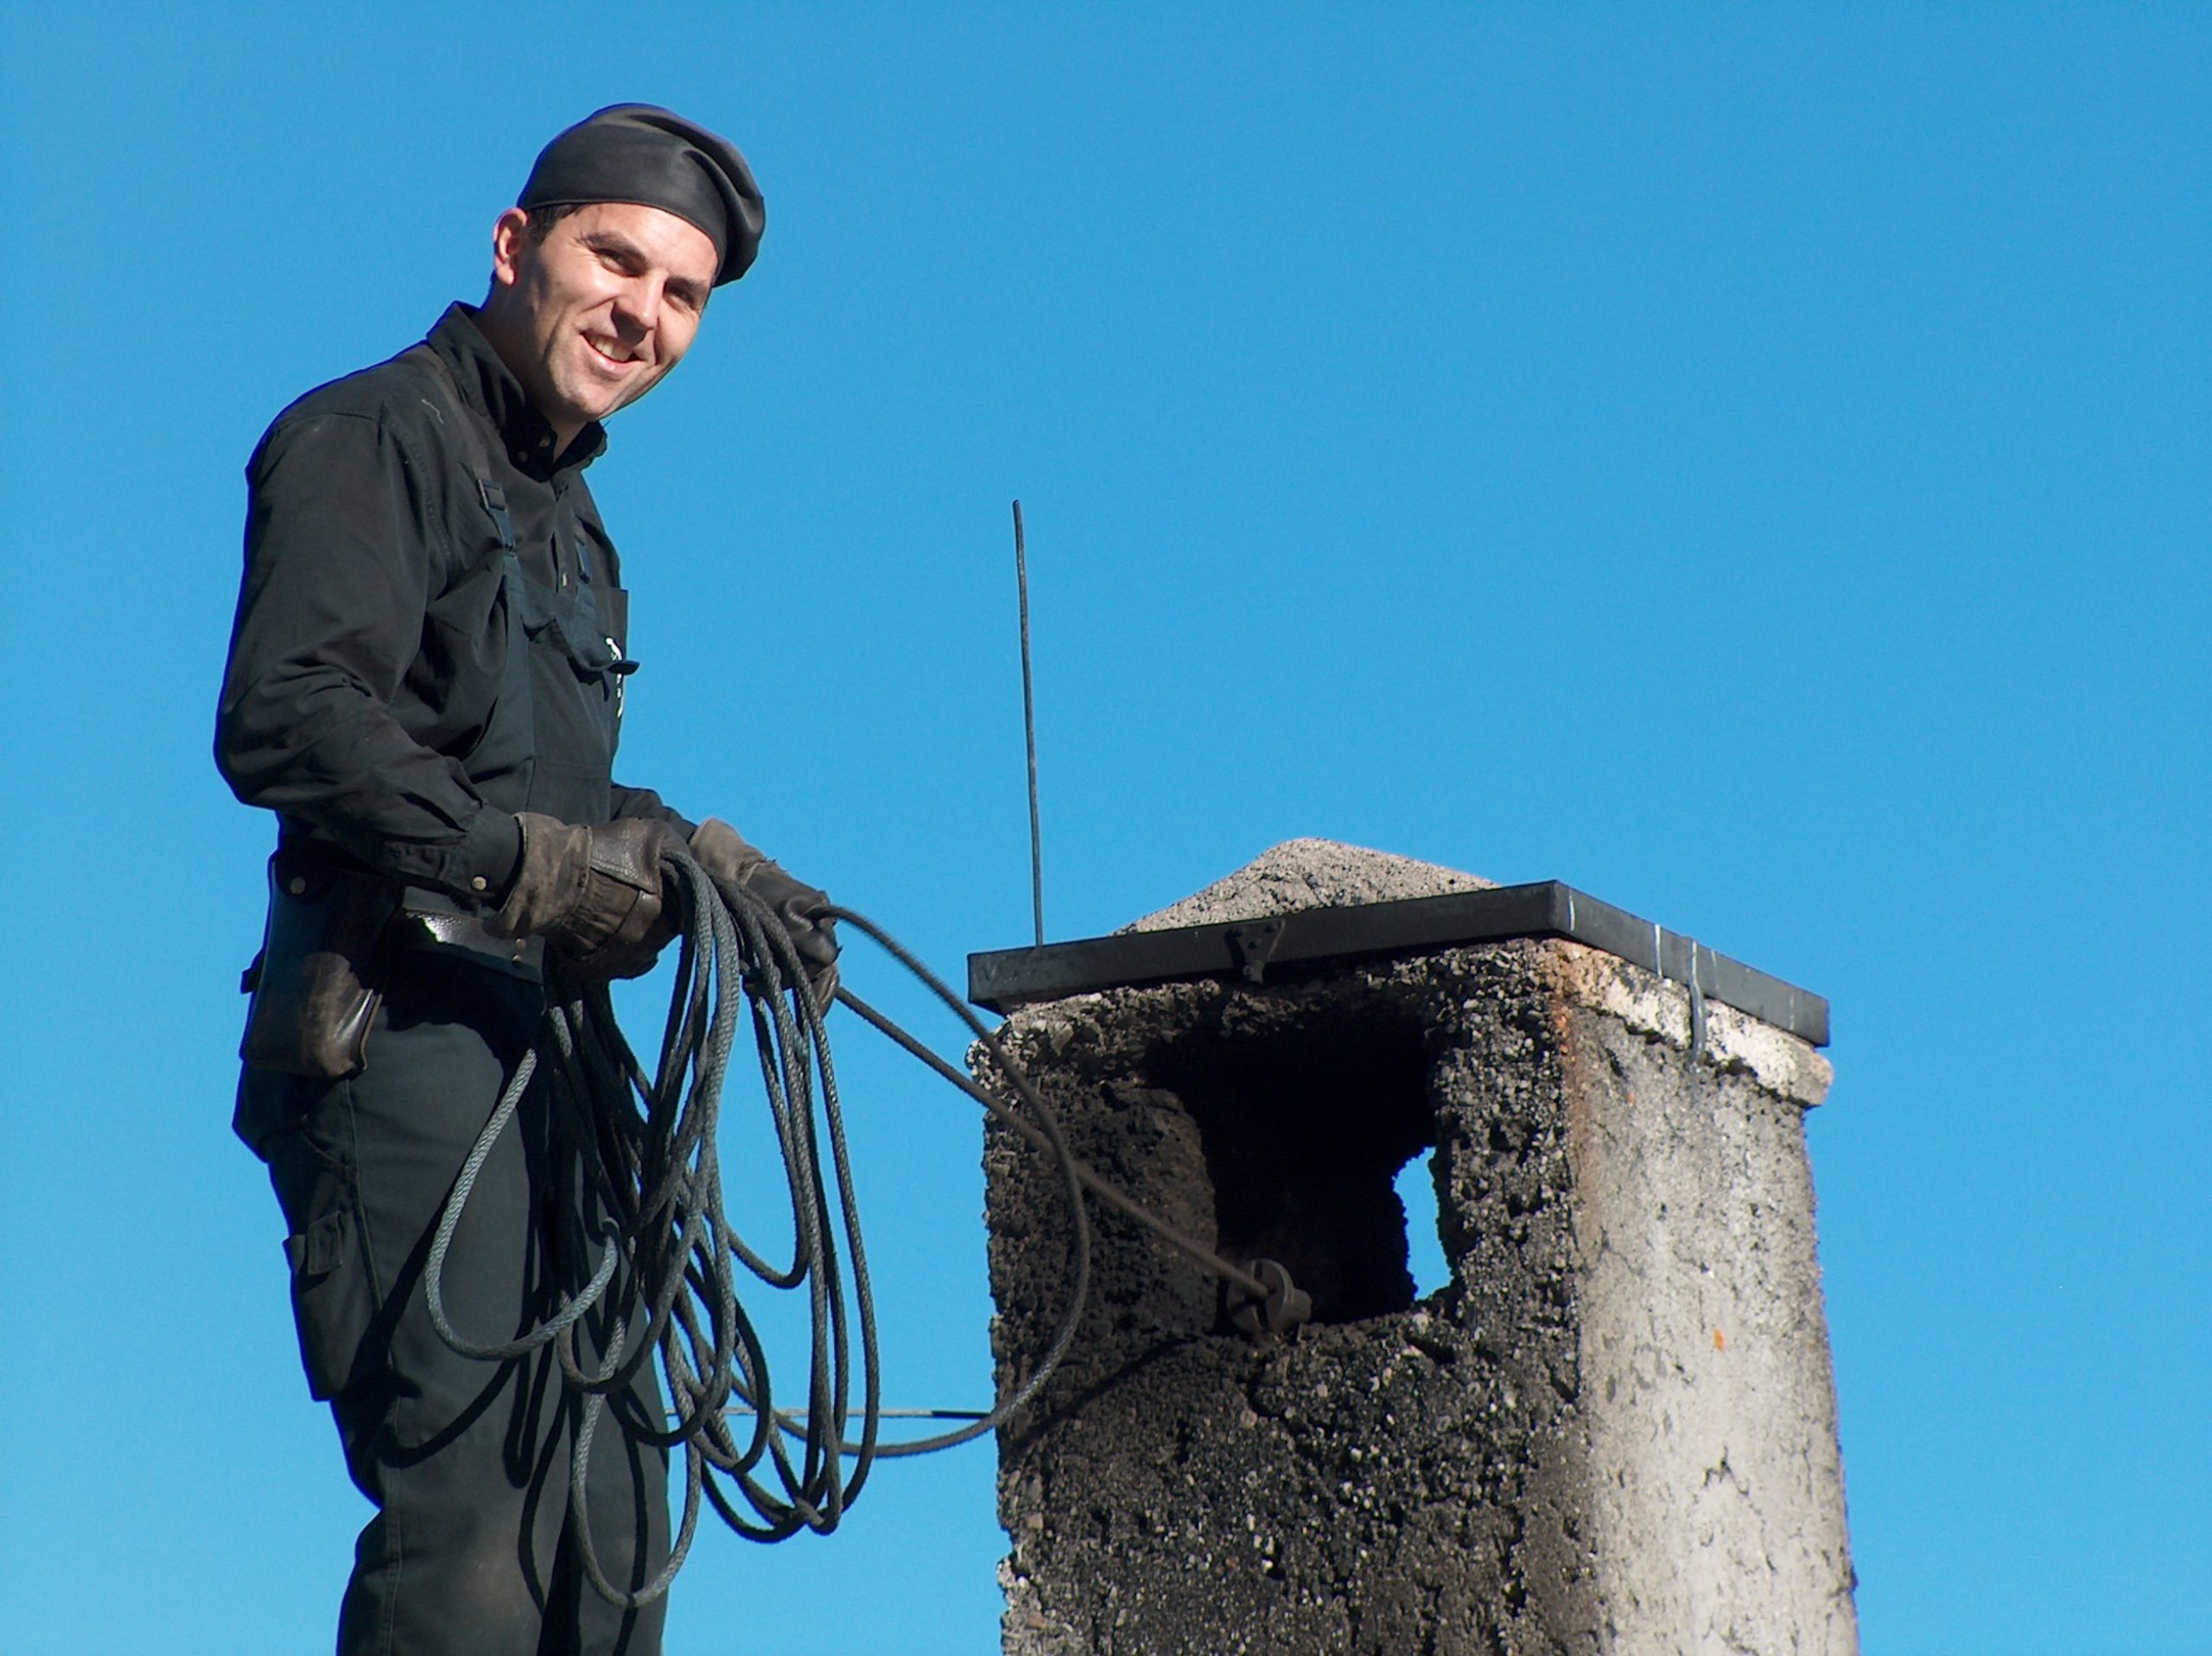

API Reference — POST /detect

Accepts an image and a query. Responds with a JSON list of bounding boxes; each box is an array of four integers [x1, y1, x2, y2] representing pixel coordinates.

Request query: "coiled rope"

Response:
[[423, 850, 1274, 1608]]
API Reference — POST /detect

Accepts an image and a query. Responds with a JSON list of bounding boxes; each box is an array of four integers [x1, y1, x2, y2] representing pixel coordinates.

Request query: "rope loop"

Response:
[[423, 853, 1096, 1608], [427, 857, 1300, 1607]]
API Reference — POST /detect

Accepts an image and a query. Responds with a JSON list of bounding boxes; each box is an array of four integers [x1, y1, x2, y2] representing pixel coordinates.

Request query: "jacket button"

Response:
[[288, 876, 308, 895]]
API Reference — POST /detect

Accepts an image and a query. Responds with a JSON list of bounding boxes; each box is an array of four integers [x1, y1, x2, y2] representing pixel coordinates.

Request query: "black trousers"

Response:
[[238, 952, 671, 1656]]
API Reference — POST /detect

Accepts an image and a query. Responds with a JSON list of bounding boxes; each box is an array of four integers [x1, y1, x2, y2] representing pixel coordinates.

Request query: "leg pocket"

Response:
[[284, 1203, 377, 1401]]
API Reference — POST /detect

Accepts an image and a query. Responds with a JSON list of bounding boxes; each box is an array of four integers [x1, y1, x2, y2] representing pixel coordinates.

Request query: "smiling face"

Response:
[[477, 201, 720, 449]]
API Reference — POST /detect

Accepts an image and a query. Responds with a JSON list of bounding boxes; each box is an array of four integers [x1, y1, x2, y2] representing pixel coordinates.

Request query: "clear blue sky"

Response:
[[3, 6, 2205, 1653]]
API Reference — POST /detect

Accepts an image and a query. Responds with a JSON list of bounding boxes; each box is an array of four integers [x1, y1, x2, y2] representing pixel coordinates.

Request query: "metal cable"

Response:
[[423, 853, 1262, 1608]]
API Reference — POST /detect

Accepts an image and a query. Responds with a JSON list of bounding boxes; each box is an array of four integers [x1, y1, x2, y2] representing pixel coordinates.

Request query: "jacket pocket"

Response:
[[283, 1204, 375, 1401]]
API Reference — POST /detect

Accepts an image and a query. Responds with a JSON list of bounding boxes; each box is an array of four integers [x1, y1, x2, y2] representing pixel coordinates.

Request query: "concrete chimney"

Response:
[[971, 840, 1854, 1655]]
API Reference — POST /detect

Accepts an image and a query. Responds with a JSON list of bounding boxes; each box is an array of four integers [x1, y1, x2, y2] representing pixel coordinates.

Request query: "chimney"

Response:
[[970, 840, 1854, 1655]]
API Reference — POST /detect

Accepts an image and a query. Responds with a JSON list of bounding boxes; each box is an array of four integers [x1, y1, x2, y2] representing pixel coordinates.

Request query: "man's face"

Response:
[[486, 201, 720, 439]]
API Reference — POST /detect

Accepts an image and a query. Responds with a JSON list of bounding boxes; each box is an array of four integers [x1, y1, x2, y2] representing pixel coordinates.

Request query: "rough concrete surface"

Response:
[[982, 841, 1854, 1655], [1124, 838, 1498, 933]]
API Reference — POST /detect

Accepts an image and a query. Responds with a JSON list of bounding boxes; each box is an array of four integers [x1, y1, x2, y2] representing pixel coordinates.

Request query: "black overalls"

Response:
[[235, 346, 670, 1656]]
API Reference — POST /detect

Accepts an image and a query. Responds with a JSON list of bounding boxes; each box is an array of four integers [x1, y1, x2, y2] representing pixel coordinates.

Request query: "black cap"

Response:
[[517, 105, 764, 285]]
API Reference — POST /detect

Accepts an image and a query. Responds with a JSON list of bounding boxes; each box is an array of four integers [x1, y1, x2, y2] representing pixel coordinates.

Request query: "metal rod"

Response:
[[1014, 500, 1045, 946], [725, 1408, 989, 1421]]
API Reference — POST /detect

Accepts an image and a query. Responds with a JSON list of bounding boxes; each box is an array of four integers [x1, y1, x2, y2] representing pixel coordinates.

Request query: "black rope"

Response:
[[423, 852, 1260, 1608]]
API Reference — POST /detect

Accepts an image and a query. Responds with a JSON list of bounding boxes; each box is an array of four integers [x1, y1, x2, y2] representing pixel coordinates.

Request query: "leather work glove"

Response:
[[486, 812, 682, 980], [689, 818, 841, 1006]]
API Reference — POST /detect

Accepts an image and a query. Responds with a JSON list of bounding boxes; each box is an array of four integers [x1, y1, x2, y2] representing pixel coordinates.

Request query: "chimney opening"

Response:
[[1141, 993, 1440, 1326]]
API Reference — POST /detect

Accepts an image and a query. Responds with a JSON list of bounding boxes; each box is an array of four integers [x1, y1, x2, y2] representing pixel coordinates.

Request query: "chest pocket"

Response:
[[488, 475, 632, 708], [524, 586, 636, 718]]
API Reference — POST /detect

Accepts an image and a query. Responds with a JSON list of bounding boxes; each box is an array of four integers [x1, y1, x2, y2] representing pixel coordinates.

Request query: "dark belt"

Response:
[[394, 894, 546, 979]]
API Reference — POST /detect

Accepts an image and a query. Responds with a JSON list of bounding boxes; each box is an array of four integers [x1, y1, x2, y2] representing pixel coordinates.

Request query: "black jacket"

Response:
[[217, 305, 685, 901]]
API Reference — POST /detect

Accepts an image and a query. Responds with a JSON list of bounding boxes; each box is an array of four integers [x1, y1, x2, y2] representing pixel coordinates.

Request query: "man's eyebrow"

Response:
[[581, 231, 710, 305], [579, 230, 649, 264]]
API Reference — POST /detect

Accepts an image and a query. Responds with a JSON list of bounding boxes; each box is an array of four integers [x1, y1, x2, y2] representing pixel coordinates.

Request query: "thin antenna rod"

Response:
[[1014, 500, 1045, 946]]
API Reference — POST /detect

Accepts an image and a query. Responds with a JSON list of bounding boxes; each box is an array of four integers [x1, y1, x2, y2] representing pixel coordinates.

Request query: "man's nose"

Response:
[[614, 277, 662, 334]]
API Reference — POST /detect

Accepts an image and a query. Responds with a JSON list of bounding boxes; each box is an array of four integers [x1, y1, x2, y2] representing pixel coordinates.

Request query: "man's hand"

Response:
[[689, 818, 841, 1004], [486, 812, 681, 979]]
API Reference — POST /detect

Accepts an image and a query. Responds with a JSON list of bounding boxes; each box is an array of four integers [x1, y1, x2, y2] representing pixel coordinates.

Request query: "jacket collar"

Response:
[[424, 303, 607, 479]]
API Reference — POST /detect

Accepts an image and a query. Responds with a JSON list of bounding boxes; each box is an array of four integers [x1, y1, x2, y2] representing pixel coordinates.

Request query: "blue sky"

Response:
[[3, 5, 2205, 1652]]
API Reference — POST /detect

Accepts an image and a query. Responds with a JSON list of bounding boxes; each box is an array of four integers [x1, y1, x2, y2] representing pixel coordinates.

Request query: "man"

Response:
[[217, 105, 835, 1655]]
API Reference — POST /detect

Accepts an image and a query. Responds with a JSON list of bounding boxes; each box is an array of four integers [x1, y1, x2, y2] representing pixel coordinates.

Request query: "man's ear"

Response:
[[489, 207, 533, 291]]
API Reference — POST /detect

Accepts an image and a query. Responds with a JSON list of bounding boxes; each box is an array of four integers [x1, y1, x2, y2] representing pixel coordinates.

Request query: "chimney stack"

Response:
[[972, 840, 1854, 1655]]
